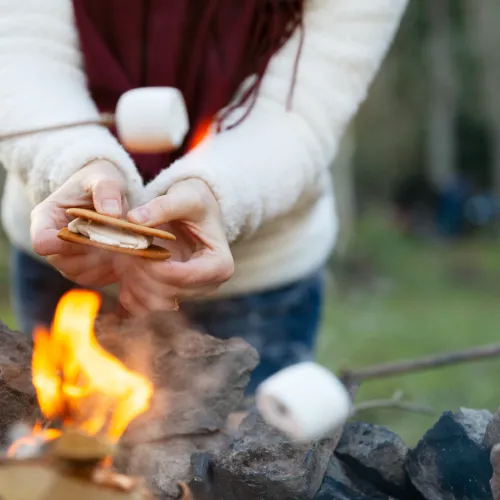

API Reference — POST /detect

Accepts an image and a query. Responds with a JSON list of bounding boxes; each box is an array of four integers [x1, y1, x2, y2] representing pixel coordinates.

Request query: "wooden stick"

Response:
[[340, 342, 500, 384], [353, 390, 434, 416], [0, 113, 115, 142]]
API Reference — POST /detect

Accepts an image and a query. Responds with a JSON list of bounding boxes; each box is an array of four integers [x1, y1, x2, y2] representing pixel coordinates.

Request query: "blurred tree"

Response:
[[0, 168, 4, 233], [354, 2, 427, 203], [463, 0, 500, 198], [425, 0, 458, 191], [331, 127, 357, 258]]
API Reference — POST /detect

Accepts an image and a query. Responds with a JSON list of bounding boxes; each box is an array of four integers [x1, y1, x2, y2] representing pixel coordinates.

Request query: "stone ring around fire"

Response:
[[57, 207, 175, 260]]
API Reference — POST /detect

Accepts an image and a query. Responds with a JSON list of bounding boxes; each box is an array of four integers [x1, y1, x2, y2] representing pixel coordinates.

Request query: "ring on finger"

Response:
[[173, 296, 180, 311]]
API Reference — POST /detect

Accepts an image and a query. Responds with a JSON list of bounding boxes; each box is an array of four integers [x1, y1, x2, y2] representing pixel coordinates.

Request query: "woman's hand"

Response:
[[30, 159, 127, 287], [118, 178, 234, 315]]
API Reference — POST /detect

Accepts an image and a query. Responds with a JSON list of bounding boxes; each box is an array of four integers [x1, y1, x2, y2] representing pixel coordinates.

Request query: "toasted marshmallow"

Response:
[[68, 218, 153, 250]]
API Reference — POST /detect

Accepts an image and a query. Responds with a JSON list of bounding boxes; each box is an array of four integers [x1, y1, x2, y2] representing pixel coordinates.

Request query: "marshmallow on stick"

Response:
[[0, 87, 190, 155], [256, 362, 352, 442], [116, 87, 189, 153]]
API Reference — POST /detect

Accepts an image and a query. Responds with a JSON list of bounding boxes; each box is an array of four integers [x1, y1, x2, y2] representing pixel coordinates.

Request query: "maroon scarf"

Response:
[[72, 0, 304, 182]]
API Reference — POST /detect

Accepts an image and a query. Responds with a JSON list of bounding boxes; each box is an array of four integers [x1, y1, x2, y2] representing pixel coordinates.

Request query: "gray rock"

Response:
[[314, 456, 396, 499], [335, 421, 412, 497], [98, 312, 258, 498], [490, 444, 500, 500], [406, 408, 493, 500], [97, 311, 259, 444], [455, 408, 492, 444], [0, 321, 37, 445], [484, 409, 500, 448], [189, 407, 339, 500], [117, 432, 230, 500]]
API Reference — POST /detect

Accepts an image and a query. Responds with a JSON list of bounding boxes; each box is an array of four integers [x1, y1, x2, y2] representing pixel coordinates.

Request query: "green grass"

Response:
[[0, 237, 15, 329], [318, 211, 500, 445], [0, 306, 16, 329]]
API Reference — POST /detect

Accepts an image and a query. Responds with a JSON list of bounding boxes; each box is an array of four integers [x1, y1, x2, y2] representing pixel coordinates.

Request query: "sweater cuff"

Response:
[[143, 138, 244, 243], [24, 125, 145, 207]]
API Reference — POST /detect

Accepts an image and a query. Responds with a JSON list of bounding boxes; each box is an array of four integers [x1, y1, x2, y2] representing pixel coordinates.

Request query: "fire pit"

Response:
[[2, 291, 500, 499]]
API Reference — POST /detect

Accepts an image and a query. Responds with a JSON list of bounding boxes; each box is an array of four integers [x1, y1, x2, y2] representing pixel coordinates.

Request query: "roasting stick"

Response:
[[0, 87, 189, 154]]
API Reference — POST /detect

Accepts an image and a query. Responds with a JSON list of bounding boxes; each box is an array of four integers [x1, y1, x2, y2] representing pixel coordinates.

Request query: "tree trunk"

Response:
[[463, 0, 500, 198], [425, 0, 458, 191], [331, 126, 357, 259]]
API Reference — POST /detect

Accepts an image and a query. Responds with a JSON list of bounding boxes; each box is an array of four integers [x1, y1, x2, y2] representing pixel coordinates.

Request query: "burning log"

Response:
[[0, 429, 153, 500], [0, 457, 151, 500], [0, 460, 148, 500], [1, 427, 195, 500]]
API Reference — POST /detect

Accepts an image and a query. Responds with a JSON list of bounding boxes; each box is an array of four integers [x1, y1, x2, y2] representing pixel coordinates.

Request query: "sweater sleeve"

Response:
[[145, 0, 408, 243], [0, 0, 144, 206]]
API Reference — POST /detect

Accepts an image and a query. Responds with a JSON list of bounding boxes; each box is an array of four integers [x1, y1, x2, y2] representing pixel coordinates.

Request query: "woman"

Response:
[[0, 0, 407, 392]]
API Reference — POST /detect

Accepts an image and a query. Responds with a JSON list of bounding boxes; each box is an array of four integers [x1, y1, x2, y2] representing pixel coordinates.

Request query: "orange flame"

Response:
[[7, 422, 61, 458], [187, 118, 212, 152], [10, 289, 153, 455]]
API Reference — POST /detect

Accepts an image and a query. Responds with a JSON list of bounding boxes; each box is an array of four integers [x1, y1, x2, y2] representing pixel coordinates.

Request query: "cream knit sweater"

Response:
[[0, 0, 407, 298]]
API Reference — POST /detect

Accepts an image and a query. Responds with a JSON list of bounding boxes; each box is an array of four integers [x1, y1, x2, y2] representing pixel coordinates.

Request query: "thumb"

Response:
[[92, 179, 124, 217], [84, 162, 126, 217], [128, 188, 205, 227]]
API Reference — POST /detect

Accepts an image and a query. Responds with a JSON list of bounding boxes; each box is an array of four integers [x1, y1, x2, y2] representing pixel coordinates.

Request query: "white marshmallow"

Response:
[[256, 362, 352, 442], [115, 87, 189, 154]]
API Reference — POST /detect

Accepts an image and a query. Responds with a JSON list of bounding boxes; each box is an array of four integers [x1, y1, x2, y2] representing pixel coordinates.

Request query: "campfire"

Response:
[[3, 289, 500, 499], [0, 290, 191, 500]]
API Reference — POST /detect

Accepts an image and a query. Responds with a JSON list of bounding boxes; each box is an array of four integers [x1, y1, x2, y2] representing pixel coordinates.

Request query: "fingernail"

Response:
[[129, 208, 150, 224], [102, 199, 120, 215]]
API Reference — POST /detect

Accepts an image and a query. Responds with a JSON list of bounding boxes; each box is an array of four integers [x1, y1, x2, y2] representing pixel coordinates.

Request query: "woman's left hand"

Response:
[[118, 178, 234, 315]]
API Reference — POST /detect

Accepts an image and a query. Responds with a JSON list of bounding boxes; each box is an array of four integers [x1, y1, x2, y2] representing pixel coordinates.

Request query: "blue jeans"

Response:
[[10, 247, 325, 394]]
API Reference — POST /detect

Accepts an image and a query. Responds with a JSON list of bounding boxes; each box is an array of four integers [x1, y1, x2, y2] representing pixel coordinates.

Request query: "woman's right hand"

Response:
[[30, 159, 128, 288]]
